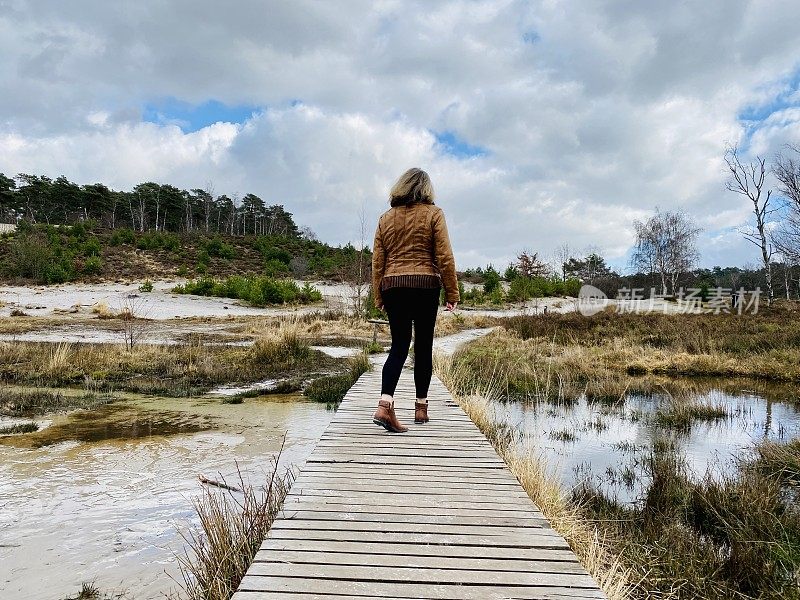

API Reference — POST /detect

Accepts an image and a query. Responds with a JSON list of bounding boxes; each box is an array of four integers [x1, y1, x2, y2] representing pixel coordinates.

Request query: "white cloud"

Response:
[[1, 0, 800, 268]]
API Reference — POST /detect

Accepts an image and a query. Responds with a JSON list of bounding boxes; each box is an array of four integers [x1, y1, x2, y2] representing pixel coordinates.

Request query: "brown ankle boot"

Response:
[[372, 400, 408, 433], [415, 402, 429, 424]]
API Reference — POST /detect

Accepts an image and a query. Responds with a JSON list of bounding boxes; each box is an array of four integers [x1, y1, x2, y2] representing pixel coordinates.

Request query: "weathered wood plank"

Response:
[[258, 538, 580, 562], [265, 528, 571, 549], [246, 562, 600, 588], [234, 576, 606, 599], [251, 549, 586, 573]]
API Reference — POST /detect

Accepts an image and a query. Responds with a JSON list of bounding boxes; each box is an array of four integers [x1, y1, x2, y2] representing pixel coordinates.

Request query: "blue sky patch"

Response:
[[738, 66, 800, 130], [433, 130, 489, 158], [142, 98, 260, 132]]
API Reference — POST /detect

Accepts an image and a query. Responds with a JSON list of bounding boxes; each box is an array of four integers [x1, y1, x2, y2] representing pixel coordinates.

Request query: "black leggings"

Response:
[[380, 286, 440, 399]]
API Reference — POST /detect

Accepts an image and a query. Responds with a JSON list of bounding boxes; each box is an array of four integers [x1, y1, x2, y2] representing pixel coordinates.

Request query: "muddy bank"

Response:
[[0, 393, 334, 599]]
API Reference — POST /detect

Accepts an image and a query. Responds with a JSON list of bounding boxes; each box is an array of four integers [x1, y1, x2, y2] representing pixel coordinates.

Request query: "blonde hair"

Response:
[[389, 168, 435, 207]]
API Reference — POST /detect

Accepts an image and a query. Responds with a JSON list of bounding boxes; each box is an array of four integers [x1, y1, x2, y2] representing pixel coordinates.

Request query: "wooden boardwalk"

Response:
[[234, 369, 605, 600]]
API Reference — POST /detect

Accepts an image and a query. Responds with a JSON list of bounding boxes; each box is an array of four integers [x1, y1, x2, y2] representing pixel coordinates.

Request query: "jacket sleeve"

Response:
[[371, 220, 386, 308], [432, 208, 460, 303]]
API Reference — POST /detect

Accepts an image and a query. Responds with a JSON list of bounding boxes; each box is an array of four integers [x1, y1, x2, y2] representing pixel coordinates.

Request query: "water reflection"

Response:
[[490, 381, 800, 504], [0, 394, 334, 600]]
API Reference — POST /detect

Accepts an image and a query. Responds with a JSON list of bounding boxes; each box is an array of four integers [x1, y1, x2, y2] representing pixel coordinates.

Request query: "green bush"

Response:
[[264, 258, 290, 276], [139, 280, 154, 292], [4, 230, 76, 284], [83, 256, 103, 276], [83, 236, 102, 257], [204, 236, 236, 259], [304, 351, 371, 404], [110, 228, 136, 246], [483, 266, 501, 294], [173, 275, 321, 307], [136, 231, 180, 251]]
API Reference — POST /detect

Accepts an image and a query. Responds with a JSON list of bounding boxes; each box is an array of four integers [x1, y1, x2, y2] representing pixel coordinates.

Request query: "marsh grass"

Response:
[[173, 452, 293, 600], [0, 421, 38, 434], [304, 349, 371, 404], [0, 388, 113, 417], [62, 582, 126, 600], [576, 446, 800, 600], [0, 323, 333, 394], [248, 319, 310, 368], [454, 325, 800, 412], [501, 309, 800, 383], [653, 398, 730, 430], [754, 439, 800, 486]]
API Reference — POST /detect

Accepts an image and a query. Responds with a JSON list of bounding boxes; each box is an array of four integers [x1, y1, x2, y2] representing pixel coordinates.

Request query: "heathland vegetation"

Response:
[[0, 173, 376, 285]]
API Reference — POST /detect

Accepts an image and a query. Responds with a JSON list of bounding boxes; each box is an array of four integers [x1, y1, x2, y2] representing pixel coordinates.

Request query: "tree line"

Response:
[[0, 173, 305, 238]]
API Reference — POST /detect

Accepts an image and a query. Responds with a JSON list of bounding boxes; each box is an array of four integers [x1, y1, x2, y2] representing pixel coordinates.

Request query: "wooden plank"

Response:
[[258, 538, 580, 562], [280, 503, 544, 519], [246, 562, 600, 588], [251, 549, 586, 573], [265, 528, 571, 549], [234, 577, 606, 599], [279, 510, 545, 527], [271, 519, 560, 537], [281, 495, 534, 511]]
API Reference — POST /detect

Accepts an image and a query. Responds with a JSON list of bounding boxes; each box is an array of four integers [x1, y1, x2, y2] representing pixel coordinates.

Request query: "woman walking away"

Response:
[[371, 168, 460, 433]]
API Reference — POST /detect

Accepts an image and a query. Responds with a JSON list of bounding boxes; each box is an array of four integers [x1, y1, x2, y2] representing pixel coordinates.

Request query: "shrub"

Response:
[[483, 266, 501, 294], [83, 236, 102, 257], [204, 236, 236, 259], [83, 256, 103, 276], [139, 280, 154, 293], [264, 258, 290, 277], [299, 282, 322, 303], [173, 276, 321, 307], [110, 228, 136, 246], [136, 231, 180, 251], [4, 231, 55, 281]]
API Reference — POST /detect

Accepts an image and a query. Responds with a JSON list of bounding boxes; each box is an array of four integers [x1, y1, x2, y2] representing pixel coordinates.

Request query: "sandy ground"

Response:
[[0, 280, 356, 320], [0, 281, 690, 321]]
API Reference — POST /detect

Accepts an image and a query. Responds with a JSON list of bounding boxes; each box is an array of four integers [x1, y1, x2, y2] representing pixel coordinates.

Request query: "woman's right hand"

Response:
[[446, 301, 458, 312]]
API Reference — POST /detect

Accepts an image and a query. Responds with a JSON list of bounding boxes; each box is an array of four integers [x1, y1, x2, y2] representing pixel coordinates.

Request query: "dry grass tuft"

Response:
[[91, 302, 117, 319], [173, 448, 293, 600]]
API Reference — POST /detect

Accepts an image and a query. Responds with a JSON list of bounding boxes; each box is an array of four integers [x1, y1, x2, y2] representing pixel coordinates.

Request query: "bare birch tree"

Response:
[[632, 209, 700, 295], [724, 144, 776, 305], [347, 204, 370, 317], [773, 144, 800, 267]]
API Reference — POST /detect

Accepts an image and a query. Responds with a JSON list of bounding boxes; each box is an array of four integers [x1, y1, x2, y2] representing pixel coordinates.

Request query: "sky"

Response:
[[1, 0, 800, 272]]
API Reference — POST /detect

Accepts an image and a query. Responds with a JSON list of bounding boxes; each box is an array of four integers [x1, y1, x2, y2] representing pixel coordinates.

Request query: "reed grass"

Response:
[[174, 451, 293, 600], [653, 397, 730, 430], [0, 388, 113, 417]]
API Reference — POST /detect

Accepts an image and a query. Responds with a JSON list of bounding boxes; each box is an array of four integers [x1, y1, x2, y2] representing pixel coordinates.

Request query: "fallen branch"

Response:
[[198, 474, 241, 493]]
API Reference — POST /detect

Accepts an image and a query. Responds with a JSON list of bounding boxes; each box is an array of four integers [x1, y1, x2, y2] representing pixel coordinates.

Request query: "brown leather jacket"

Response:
[[371, 203, 460, 307]]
